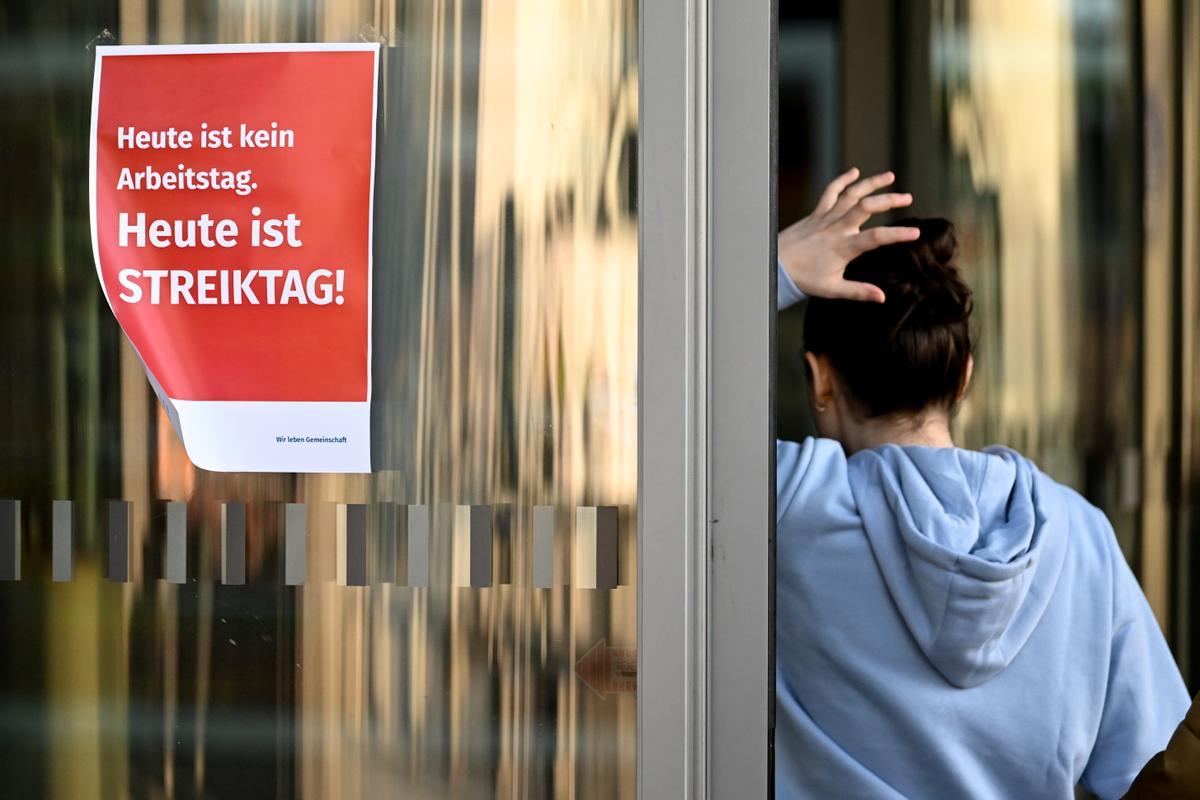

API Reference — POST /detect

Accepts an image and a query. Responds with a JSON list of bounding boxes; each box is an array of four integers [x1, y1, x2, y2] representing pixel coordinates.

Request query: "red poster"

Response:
[[90, 44, 379, 472]]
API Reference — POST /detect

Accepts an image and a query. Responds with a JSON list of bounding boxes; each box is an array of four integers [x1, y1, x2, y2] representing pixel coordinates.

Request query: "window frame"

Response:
[[639, 0, 776, 795]]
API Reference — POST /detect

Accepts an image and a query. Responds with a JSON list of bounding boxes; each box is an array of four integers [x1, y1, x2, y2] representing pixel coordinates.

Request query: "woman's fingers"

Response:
[[828, 171, 896, 217], [849, 225, 921, 255], [828, 279, 887, 304], [840, 192, 913, 230], [859, 191, 913, 214], [814, 167, 861, 214]]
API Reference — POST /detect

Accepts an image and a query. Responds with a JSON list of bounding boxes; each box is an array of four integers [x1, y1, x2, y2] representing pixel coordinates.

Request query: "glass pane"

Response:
[[779, 0, 1143, 553], [777, 0, 1197, 794], [0, 1, 638, 798]]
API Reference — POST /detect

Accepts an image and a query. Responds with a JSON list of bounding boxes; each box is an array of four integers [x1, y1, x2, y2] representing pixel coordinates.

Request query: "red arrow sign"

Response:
[[576, 638, 636, 699]]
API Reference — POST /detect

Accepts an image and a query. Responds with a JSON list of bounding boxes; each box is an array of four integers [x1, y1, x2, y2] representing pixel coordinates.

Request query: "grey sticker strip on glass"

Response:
[[337, 503, 369, 587], [283, 502, 306, 586], [52, 500, 73, 582], [402, 504, 429, 588], [0, 499, 623, 589], [164, 500, 187, 584], [221, 501, 246, 586]]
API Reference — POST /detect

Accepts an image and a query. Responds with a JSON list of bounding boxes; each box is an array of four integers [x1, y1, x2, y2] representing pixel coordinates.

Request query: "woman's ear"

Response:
[[957, 354, 974, 402], [805, 351, 836, 413]]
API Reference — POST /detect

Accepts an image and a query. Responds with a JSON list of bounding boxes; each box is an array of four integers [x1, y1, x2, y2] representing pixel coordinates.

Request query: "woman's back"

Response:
[[774, 437, 1187, 799]]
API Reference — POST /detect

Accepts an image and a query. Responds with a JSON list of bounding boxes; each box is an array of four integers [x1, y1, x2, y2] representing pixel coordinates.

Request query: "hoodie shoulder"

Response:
[[986, 446, 1114, 548], [776, 437, 853, 526], [1025, 460, 1123, 575]]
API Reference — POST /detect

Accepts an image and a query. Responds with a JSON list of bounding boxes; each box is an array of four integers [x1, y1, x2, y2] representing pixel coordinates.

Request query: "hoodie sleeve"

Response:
[[776, 436, 851, 526], [778, 260, 806, 309], [1122, 692, 1200, 799], [1080, 523, 1190, 799]]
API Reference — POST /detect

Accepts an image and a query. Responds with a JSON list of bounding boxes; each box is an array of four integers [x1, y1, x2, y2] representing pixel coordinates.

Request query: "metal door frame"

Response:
[[639, 0, 776, 795]]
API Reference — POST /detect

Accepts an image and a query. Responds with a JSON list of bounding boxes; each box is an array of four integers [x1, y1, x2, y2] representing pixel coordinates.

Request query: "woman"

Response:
[[774, 168, 1188, 799]]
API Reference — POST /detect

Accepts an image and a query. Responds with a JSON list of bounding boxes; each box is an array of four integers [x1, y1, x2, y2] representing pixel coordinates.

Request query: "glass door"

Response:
[[0, 1, 638, 797]]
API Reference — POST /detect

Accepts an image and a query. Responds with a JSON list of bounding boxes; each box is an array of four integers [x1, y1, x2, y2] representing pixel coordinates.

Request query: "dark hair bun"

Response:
[[803, 217, 974, 418], [883, 218, 973, 328]]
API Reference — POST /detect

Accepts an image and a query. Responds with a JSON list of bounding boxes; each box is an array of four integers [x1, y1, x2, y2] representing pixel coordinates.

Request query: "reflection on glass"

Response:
[[781, 1, 1142, 560], [0, 0, 637, 797], [901, 0, 1143, 560]]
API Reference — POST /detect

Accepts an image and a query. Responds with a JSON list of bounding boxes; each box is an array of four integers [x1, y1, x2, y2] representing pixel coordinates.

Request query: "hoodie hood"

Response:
[[847, 444, 1068, 688]]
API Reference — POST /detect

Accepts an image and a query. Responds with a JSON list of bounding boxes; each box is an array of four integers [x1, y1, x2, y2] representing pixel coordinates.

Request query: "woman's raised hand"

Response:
[[778, 168, 920, 303]]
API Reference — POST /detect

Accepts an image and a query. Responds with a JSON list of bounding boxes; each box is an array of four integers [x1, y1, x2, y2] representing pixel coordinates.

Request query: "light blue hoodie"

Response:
[[775, 265, 1188, 799]]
